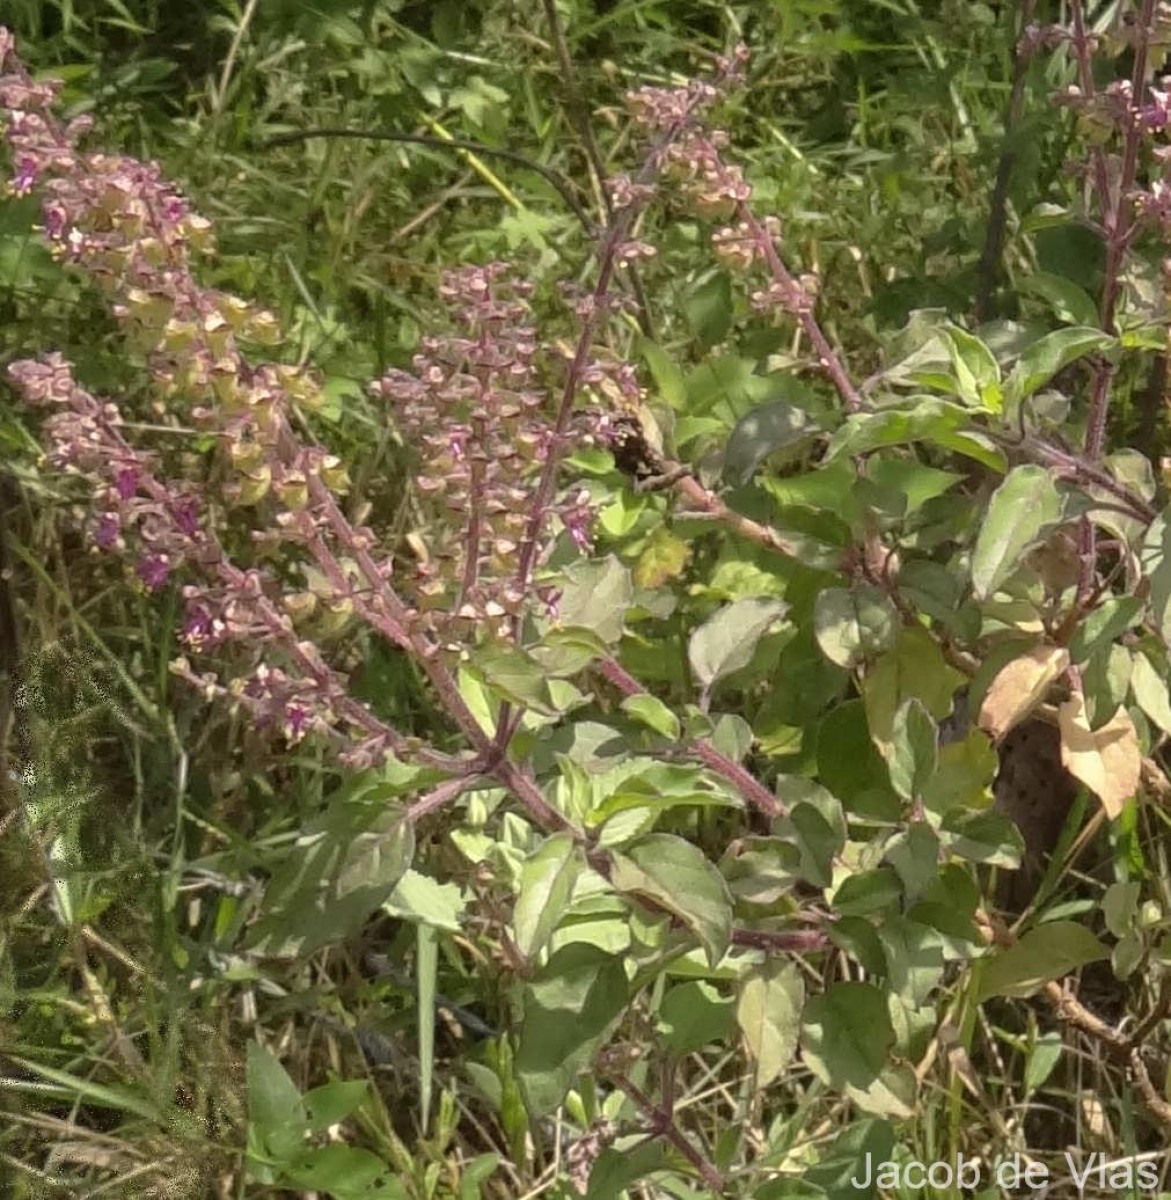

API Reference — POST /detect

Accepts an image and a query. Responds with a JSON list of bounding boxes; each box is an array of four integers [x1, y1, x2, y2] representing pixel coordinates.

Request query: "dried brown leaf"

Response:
[[1058, 694, 1141, 819], [977, 645, 1069, 740]]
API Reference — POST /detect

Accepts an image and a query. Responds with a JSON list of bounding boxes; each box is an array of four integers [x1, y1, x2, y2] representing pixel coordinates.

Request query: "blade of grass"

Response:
[[6, 539, 175, 746], [418, 117, 525, 213], [417, 923, 437, 1136], [8, 1057, 161, 1122]]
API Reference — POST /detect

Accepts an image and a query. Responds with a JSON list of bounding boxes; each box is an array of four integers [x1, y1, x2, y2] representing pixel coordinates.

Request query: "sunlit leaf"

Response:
[[971, 465, 1064, 599], [977, 921, 1108, 1000], [737, 962, 804, 1089], [689, 596, 789, 691], [1058, 693, 1141, 819], [976, 644, 1069, 740]]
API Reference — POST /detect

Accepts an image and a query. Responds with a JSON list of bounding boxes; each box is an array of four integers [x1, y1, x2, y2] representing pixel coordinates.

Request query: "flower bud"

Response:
[[276, 470, 309, 511]]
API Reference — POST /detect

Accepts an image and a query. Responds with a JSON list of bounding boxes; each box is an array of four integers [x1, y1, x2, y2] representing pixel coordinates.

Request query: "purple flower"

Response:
[[94, 512, 120, 549], [182, 602, 222, 649], [284, 704, 311, 740], [115, 467, 139, 500], [538, 587, 562, 620], [42, 201, 67, 240], [13, 155, 37, 196], [136, 553, 171, 591], [173, 496, 200, 538], [561, 491, 595, 552]]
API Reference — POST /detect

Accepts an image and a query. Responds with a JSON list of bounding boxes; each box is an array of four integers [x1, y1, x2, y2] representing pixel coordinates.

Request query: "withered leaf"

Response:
[[977, 645, 1069, 740], [1057, 694, 1140, 819]]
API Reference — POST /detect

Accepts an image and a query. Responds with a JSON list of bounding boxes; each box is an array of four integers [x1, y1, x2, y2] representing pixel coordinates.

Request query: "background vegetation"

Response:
[[4, 1, 1171, 1198]]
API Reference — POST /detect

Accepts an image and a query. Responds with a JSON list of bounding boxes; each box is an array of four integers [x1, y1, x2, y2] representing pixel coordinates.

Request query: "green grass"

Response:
[[5, 1, 1168, 1198]]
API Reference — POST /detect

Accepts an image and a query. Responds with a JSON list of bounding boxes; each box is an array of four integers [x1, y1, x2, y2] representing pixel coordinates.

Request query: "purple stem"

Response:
[[597, 656, 783, 819]]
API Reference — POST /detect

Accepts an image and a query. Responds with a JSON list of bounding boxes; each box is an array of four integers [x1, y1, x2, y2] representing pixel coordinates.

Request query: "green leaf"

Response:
[[637, 337, 686, 408], [866, 459, 963, 516], [469, 643, 560, 716], [247, 1042, 307, 1163], [887, 698, 938, 801], [736, 962, 804, 1088], [763, 459, 859, 523], [833, 867, 904, 916], [824, 399, 971, 460], [610, 833, 733, 967], [785, 796, 846, 888], [884, 823, 942, 903], [930, 428, 1007, 472], [659, 980, 736, 1055], [589, 762, 742, 826], [829, 916, 888, 976], [586, 1143, 667, 1200], [898, 559, 975, 636], [876, 916, 945, 1005], [1025, 1031, 1065, 1094], [816, 699, 898, 816], [1017, 272, 1100, 327], [722, 400, 818, 485], [720, 835, 801, 904], [1004, 326, 1113, 408], [382, 870, 466, 931], [598, 489, 648, 537], [943, 325, 1001, 409], [689, 596, 789, 691], [794, 1118, 895, 1200], [514, 833, 582, 959], [555, 557, 633, 645], [620, 693, 681, 739], [802, 981, 894, 1089], [813, 585, 899, 669], [532, 627, 610, 677], [686, 353, 775, 416], [1069, 596, 1143, 664], [1131, 651, 1171, 735], [686, 270, 734, 346], [940, 807, 1023, 867], [337, 818, 417, 899], [977, 921, 1108, 1000], [284, 1144, 405, 1198], [1102, 881, 1141, 938], [710, 712, 754, 761], [909, 865, 983, 949], [1105, 448, 1156, 502], [862, 627, 966, 754], [459, 1155, 500, 1200], [970, 465, 1064, 599], [922, 729, 998, 814], [1081, 643, 1133, 730], [1146, 513, 1171, 654], [1114, 933, 1145, 979], [248, 805, 415, 959], [516, 944, 628, 1116], [303, 1081, 370, 1135], [845, 1064, 917, 1119]]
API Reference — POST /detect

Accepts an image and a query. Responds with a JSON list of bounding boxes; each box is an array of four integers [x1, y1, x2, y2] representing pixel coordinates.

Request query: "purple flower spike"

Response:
[[137, 553, 171, 591]]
